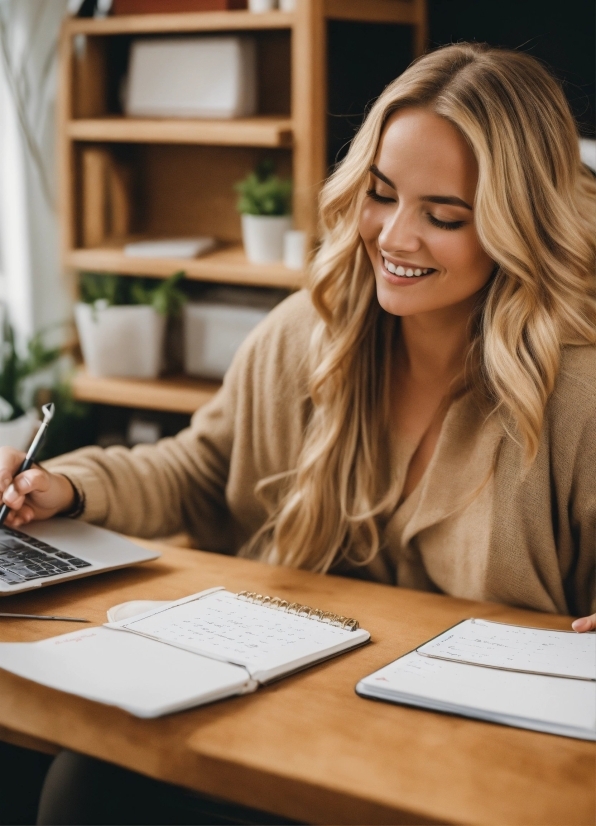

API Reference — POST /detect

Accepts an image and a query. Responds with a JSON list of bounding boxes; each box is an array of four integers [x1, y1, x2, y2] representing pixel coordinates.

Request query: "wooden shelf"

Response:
[[63, 4, 418, 35], [65, 10, 294, 36], [65, 243, 305, 289], [67, 117, 294, 148], [71, 369, 220, 414]]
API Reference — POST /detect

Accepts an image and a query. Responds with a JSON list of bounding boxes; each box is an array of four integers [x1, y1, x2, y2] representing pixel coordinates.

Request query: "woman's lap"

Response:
[[36, 749, 298, 825], [0, 741, 53, 825]]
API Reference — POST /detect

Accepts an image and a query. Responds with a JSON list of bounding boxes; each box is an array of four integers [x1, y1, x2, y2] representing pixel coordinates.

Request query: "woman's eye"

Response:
[[366, 188, 395, 204], [427, 213, 466, 231]]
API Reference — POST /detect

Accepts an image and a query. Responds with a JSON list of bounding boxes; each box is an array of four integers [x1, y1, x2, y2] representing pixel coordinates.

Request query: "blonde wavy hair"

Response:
[[245, 42, 596, 573]]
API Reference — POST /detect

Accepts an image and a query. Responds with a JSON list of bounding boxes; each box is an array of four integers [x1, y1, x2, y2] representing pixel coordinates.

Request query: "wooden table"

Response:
[[0, 544, 593, 825]]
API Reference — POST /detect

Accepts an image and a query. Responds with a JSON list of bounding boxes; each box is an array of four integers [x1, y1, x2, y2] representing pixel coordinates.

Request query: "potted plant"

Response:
[[235, 160, 292, 264], [75, 271, 186, 379], [0, 318, 60, 451]]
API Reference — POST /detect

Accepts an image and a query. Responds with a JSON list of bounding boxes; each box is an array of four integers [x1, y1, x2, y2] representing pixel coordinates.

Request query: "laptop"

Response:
[[0, 519, 160, 595]]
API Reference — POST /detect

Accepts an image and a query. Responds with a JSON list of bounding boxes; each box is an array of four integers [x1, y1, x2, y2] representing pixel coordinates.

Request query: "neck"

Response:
[[398, 299, 475, 385]]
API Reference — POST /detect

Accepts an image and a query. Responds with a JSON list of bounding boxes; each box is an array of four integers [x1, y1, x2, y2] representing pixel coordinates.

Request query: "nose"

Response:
[[378, 205, 421, 255]]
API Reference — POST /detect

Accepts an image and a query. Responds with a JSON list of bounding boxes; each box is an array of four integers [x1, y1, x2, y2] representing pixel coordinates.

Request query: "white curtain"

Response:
[[0, 0, 70, 349]]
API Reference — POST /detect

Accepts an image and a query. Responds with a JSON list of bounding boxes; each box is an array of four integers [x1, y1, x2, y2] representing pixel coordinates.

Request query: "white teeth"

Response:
[[383, 259, 435, 277]]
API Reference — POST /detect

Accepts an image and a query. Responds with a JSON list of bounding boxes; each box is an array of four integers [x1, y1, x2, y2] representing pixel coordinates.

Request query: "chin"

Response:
[[374, 277, 423, 317]]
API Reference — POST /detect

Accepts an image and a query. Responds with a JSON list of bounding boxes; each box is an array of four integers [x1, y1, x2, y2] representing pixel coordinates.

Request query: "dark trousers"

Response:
[[0, 741, 53, 825], [0, 743, 298, 825]]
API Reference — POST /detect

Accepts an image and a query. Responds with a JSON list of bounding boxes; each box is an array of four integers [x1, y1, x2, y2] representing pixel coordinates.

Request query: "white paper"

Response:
[[124, 238, 216, 259], [416, 619, 596, 681], [106, 599, 172, 623], [357, 651, 596, 740], [107, 589, 369, 680], [0, 627, 254, 718]]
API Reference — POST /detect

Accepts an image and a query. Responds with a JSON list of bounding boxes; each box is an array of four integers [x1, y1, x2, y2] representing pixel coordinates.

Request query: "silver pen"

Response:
[[0, 612, 89, 622], [0, 402, 55, 526]]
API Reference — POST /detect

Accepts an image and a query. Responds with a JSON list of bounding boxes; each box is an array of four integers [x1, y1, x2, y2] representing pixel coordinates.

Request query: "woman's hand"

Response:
[[0, 447, 76, 528], [572, 614, 596, 633]]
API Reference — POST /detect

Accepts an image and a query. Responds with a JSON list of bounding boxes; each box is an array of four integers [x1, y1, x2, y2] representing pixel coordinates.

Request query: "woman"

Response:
[[0, 43, 594, 629], [2, 40, 595, 824]]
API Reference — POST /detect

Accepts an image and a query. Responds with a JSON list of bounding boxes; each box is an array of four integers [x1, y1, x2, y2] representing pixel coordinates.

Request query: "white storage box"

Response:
[[183, 302, 269, 379], [75, 303, 166, 379], [125, 37, 257, 119]]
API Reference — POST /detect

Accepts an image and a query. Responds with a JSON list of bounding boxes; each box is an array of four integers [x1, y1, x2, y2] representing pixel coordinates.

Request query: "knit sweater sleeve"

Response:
[[43, 291, 314, 548], [43, 359, 238, 544], [569, 406, 596, 616]]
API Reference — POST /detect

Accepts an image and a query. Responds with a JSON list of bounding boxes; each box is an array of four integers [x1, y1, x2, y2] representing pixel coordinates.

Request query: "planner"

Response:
[[0, 587, 369, 718], [356, 619, 596, 741], [415, 618, 596, 680]]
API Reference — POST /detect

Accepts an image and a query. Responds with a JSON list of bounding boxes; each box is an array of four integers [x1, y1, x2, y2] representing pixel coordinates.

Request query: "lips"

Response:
[[382, 257, 436, 278]]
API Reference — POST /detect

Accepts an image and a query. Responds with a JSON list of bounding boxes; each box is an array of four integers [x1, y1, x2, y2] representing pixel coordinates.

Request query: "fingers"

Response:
[[1, 468, 50, 511], [16, 467, 51, 495], [4, 504, 35, 529], [0, 447, 27, 493], [1, 483, 26, 512], [571, 614, 596, 632]]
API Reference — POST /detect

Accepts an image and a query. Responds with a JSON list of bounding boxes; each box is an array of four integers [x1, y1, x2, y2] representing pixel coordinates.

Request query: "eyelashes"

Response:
[[365, 189, 466, 231], [366, 188, 394, 204], [426, 214, 465, 231]]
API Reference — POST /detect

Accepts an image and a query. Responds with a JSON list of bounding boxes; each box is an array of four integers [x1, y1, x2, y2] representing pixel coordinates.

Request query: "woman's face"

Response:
[[359, 107, 494, 319]]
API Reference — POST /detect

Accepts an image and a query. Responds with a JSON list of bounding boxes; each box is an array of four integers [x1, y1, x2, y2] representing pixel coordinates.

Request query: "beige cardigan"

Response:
[[47, 291, 596, 616]]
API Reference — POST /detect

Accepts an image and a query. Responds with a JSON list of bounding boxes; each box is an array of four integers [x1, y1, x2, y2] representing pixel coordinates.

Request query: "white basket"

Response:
[[183, 302, 269, 379], [125, 36, 257, 119], [75, 303, 166, 379]]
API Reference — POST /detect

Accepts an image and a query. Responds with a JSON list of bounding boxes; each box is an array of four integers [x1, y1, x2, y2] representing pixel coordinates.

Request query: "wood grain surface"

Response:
[[71, 369, 220, 414], [0, 543, 592, 825]]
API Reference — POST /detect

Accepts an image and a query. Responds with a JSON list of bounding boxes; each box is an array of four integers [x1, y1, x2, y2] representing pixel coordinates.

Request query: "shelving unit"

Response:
[[71, 369, 219, 415], [66, 243, 304, 288], [59, 0, 427, 415], [66, 117, 294, 147]]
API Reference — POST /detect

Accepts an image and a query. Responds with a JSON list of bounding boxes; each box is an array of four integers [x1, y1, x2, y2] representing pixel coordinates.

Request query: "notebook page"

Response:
[[109, 590, 367, 677], [416, 619, 596, 680], [357, 651, 596, 739], [0, 627, 254, 718]]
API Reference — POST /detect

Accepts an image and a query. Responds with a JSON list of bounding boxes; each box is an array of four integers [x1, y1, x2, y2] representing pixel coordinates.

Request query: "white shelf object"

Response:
[[126, 36, 257, 119]]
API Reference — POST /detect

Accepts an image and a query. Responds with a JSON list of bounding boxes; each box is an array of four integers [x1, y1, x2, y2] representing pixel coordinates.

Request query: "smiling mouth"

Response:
[[382, 257, 436, 278]]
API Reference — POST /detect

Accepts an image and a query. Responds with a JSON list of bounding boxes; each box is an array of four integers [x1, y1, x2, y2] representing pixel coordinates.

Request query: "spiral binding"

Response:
[[236, 591, 359, 631]]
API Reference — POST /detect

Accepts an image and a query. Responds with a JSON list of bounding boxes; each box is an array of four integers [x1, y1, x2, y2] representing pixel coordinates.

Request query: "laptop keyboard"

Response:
[[0, 528, 91, 585]]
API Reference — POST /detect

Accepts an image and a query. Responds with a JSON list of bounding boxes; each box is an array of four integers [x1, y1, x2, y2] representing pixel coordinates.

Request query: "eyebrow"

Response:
[[421, 195, 473, 210], [368, 165, 473, 211]]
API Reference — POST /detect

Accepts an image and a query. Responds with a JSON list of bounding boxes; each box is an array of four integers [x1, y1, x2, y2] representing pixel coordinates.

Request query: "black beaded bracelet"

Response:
[[58, 476, 86, 519]]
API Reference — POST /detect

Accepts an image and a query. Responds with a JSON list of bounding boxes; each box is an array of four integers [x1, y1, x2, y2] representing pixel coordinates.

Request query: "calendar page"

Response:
[[416, 619, 596, 681], [106, 588, 370, 681]]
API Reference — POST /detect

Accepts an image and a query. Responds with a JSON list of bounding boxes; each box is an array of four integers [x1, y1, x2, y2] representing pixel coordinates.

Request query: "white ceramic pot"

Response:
[[241, 214, 293, 264], [0, 411, 39, 451], [279, 0, 296, 10], [74, 303, 166, 378], [248, 0, 277, 11]]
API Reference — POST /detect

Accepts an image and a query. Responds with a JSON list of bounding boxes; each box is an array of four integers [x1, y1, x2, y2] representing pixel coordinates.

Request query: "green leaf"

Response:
[[79, 272, 187, 316], [150, 270, 187, 316], [234, 160, 292, 216]]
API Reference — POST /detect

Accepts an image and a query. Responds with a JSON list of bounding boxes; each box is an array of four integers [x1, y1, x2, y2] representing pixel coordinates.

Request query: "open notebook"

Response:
[[356, 619, 596, 741], [0, 587, 369, 718]]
